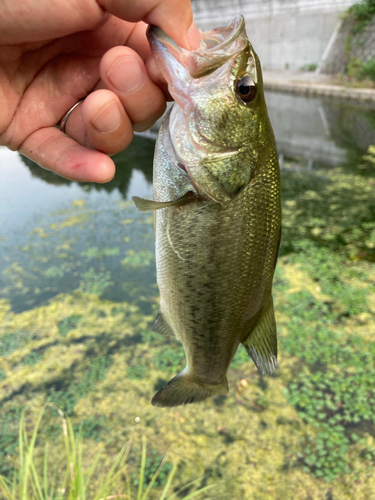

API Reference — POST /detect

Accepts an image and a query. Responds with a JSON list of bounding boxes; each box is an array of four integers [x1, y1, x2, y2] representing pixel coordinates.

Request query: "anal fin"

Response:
[[132, 191, 195, 212], [242, 297, 277, 375], [152, 310, 175, 337]]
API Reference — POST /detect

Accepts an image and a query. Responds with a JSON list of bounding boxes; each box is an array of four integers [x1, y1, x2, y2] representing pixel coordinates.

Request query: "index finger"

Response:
[[97, 0, 200, 49]]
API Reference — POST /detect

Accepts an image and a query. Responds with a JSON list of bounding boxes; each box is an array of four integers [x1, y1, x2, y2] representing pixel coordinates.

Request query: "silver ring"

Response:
[[59, 98, 85, 133]]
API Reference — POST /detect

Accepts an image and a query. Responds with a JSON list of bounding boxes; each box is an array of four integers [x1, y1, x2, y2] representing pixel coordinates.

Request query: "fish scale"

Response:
[[133, 16, 281, 407]]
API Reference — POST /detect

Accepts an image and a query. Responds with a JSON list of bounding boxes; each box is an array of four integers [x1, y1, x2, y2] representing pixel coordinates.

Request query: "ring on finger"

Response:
[[59, 98, 85, 134]]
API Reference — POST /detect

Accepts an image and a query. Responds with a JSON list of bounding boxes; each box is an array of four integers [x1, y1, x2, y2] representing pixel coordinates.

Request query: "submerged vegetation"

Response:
[[1, 132, 375, 498]]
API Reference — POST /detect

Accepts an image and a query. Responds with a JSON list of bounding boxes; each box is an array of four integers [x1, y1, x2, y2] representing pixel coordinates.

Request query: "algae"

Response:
[[1, 138, 375, 498]]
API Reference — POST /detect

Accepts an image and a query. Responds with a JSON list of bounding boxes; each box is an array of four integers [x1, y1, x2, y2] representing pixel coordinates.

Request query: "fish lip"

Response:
[[148, 15, 244, 54], [194, 15, 245, 53], [147, 15, 246, 77]]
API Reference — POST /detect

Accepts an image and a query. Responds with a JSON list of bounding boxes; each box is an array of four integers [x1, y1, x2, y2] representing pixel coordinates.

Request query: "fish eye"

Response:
[[236, 75, 256, 103]]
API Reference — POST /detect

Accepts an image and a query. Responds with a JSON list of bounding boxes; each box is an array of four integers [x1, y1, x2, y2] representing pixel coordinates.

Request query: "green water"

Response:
[[0, 94, 375, 498]]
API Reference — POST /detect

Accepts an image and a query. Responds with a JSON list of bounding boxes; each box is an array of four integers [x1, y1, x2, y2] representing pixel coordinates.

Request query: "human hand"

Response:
[[0, 0, 200, 182]]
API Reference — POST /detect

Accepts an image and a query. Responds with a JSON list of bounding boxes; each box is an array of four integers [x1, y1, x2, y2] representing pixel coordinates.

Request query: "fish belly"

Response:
[[153, 114, 281, 390]]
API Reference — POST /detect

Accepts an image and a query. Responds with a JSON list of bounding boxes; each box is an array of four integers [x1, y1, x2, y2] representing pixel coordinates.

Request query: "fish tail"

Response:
[[151, 371, 228, 407]]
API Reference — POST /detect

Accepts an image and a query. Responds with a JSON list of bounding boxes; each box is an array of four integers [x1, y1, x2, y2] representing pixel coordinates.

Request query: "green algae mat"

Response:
[[1, 135, 375, 499]]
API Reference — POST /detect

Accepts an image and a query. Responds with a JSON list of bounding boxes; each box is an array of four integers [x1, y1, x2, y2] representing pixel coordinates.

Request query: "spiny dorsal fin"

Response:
[[242, 297, 277, 375], [132, 191, 195, 212], [152, 310, 174, 337]]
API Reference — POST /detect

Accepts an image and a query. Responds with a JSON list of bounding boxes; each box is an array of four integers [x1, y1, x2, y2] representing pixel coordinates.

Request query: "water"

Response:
[[0, 93, 375, 498]]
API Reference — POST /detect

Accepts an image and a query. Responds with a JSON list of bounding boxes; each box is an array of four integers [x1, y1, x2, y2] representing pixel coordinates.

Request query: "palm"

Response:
[[1, 16, 134, 151], [0, 0, 196, 182]]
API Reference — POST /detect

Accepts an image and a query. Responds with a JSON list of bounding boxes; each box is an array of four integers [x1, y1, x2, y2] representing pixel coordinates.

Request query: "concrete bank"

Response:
[[263, 70, 375, 104]]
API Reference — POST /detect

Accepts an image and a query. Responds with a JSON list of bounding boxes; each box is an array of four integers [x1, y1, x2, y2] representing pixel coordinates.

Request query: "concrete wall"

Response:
[[192, 0, 357, 70]]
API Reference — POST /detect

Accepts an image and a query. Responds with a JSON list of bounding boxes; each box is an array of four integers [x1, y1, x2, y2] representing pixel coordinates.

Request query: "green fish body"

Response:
[[133, 16, 281, 407]]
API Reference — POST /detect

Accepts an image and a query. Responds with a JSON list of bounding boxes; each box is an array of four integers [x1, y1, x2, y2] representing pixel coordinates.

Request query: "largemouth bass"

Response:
[[133, 15, 281, 407]]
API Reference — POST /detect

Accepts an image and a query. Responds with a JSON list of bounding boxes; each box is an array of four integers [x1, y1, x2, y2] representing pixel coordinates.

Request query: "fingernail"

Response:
[[91, 101, 121, 134], [107, 57, 145, 93], [187, 22, 201, 50]]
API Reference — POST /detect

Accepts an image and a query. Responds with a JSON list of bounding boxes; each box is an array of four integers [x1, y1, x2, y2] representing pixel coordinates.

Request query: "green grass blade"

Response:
[[94, 443, 130, 500], [120, 466, 132, 500], [174, 484, 216, 500], [29, 459, 44, 500], [83, 444, 104, 490], [21, 407, 46, 499], [19, 412, 26, 499], [78, 433, 85, 500], [0, 475, 14, 500], [140, 454, 169, 500], [136, 436, 147, 500], [158, 463, 177, 500], [47, 462, 59, 500], [84, 430, 131, 491], [43, 441, 49, 499], [165, 476, 206, 500]]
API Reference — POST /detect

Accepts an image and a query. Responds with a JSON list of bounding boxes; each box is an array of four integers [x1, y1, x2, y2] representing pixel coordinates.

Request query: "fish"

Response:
[[133, 15, 281, 407]]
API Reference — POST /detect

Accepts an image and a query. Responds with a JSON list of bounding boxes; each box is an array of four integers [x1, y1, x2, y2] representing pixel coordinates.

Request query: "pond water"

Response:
[[0, 92, 375, 499]]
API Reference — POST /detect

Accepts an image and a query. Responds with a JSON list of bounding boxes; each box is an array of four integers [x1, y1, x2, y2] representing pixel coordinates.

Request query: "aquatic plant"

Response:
[[78, 268, 113, 296], [46, 356, 114, 416], [58, 315, 82, 337], [2, 147, 375, 498], [277, 244, 375, 481]]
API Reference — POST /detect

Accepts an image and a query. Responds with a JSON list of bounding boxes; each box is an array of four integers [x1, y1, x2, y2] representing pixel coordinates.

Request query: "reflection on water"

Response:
[[266, 92, 375, 169], [0, 95, 375, 498]]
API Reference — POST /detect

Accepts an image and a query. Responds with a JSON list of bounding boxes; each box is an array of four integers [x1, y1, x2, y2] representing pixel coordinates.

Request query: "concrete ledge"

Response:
[[264, 80, 375, 104]]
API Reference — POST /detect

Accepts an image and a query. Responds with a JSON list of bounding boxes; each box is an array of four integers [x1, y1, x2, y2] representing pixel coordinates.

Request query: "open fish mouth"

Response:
[[147, 15, 248, 79], [147, 15, 261, 203]]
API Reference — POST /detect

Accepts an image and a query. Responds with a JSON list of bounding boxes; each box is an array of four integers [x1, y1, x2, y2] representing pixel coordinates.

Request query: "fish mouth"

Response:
[[148, 15, 247, 78]]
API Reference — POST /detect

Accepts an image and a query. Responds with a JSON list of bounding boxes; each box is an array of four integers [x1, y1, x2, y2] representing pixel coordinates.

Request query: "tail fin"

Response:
[[152, 372, 228, 407]]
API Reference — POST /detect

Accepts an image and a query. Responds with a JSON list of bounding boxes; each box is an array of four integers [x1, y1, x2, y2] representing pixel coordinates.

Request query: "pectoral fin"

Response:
[[132, 191, 196, 212], [242, 297, 277, 375]]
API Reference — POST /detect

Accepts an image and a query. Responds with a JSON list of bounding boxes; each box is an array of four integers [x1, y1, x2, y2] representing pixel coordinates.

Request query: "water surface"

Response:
[[0, 93, 375, 499]]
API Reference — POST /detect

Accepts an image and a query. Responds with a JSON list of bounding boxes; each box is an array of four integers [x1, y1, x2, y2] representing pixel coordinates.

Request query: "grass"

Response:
[[347, 0, 375, 34], [0, 407, 215, 500]]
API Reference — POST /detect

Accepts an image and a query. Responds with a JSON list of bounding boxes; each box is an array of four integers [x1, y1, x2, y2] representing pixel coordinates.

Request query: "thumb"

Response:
[[97, 0, 200, 49]]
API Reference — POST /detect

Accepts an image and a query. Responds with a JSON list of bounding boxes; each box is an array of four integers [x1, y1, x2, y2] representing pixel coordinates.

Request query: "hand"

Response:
[[0, 0, 200, 182]]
